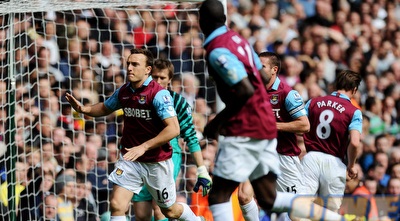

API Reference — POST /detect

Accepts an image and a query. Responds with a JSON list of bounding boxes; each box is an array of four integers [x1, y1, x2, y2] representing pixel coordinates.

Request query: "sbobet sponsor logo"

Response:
[[291, 195, 400, 221]]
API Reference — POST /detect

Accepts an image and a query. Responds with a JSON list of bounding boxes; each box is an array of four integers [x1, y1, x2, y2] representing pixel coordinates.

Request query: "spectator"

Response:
[[54, 173, 75, 221], [146, 22, 170, 59], [74, 172, 97, 221], [42, 20, 60, 66], [387, 177, 400, 195], [0, 161, 28, 214], [169, 35, 192, 73], [389, 147, 400, 167], [35, 47, 65, 87], [386, 178, 400, 221], [342, 175, 379, 220], [181, 72, 200, 108], [367, 162, 389, 194], [93, 40, 121, 70], [280, 55, 301, 87], [390, 163, 400, 178], [38, 193, 60, 221], [364, 96, 386, 136]]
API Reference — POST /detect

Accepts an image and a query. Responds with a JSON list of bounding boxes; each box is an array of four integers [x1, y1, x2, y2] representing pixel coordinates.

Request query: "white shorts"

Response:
[[213, 136, 280, 182], [108, 156, 176, 208], [301, 151, 346, 211], [276, 154, 305, 194]]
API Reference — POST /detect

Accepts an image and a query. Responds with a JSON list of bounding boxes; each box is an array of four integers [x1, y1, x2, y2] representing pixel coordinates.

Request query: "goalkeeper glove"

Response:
[[193, 165, 212, 196]]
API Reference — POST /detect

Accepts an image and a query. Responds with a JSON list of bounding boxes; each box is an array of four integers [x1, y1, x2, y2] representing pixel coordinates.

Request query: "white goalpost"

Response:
[[0, 0, 226, 220]]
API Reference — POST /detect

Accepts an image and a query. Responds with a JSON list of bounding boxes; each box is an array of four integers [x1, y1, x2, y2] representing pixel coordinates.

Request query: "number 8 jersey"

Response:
[[303, 92, 362, 160]]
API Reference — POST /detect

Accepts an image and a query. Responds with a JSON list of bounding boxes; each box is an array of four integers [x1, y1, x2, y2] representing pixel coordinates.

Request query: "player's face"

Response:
[[152, 68, 171, 89], [260, 57, 276, 85], [126, 53, 151, 86]]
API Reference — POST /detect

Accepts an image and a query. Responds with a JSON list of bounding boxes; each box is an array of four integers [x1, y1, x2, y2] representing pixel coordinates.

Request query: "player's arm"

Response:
[[172, 92, 201, 155], [276, 90, 310, 134], [65, 92, 114, 117], [142, 116, 180, 151], [277, 116, 309, 134], [172, 92, 212, 195], [204, 48, 254, 139], [346, 109, 362, 179]]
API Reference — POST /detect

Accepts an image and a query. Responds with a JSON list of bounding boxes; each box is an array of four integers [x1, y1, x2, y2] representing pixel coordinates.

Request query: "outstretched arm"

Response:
[[65, 92, 114, 117]]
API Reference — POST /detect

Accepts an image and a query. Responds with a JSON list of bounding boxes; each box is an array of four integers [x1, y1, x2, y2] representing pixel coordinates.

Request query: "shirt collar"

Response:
[[203, 26, 228, 46], [129, 76, 153, 92], [331, 91, 351, 101], [271, 77, 281, 91]]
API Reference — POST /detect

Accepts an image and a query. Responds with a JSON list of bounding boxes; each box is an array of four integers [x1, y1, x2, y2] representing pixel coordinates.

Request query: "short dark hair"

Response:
[[258, 51, 281, 74], [199, 0, 226, 36], [335, 70, 362, 92], [130, 48, 154, 68], [153, 59, 174, 79], [364, 96, 377, 111]]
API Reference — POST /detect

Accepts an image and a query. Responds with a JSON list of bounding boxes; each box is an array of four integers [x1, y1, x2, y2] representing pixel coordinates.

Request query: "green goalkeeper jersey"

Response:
[[169, 90, 201, 154]]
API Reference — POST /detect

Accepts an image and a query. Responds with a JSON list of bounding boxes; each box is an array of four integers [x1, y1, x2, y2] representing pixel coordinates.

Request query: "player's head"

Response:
[[259, 51, 281, 87], [152, 59, 174, 89], [127, 48, 154, 84], [129, 48, 154, 68], [258, 51, 281, 74], [199, 0, 226, 37], [335, 70, 362, 94]]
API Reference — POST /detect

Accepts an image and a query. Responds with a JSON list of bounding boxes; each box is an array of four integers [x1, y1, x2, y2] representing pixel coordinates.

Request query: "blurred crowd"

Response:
[[0, 0, 399, 220]]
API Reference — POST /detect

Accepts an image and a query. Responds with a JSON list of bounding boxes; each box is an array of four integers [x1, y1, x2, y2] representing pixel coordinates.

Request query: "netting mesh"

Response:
[[0, 2, 216, 220]]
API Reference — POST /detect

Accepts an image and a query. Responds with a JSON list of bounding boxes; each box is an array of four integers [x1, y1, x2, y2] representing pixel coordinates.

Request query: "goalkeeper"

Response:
[[133, 59, 212, 221]]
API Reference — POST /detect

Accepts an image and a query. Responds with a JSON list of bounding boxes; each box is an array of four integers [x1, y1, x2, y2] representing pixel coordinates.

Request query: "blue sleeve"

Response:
[[252, 48, 262, 70], [208, 48, 248, 87], [304, 99, 311, 116], [153, 89, 176, 120], [285, 90, 307, 119], [349, 109, 362, 133], [104, 88, 121, 111]]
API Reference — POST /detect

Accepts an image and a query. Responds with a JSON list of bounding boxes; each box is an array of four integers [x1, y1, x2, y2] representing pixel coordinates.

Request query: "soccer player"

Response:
[[132, 59, 212, 221], [199, 0, 350, 220], [65, 48, 203, 221], [237, 52, 310, 221], [302, 69, 362, 212]]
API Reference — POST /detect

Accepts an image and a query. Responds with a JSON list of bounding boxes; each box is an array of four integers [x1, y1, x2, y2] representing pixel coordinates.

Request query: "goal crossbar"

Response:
[[0, 0, 204, 14]]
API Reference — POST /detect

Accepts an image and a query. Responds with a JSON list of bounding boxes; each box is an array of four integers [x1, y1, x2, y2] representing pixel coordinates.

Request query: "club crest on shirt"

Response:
[[115, 168, 124, 176], [139, 95, 146, 104], [270, 94, 279, 105]]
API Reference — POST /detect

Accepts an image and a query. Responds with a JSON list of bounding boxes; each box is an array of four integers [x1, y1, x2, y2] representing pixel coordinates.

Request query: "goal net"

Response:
[[0, 0, 217, 220]]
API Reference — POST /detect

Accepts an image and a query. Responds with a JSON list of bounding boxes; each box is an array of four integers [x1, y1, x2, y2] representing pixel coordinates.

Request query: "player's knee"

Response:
[[135, 215, 152, 221], [110, 198, 128, 214], [134, 210, 152, 221]]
